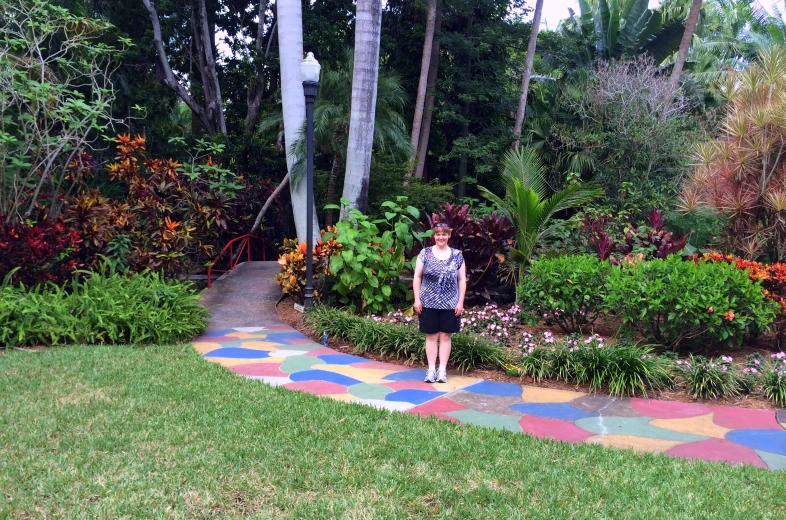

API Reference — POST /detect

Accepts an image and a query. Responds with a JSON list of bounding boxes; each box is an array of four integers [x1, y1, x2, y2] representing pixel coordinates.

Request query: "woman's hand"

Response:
[[414, 299, 423, 314], [455, 304, 463, 316]]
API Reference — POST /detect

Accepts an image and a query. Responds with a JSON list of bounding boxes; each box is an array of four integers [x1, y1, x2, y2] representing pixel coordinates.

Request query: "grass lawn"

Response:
[[1, 345, 785, 519]]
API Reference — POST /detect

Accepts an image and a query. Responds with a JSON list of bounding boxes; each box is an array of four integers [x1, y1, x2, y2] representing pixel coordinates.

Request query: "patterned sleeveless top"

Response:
[[417, 246, 465, 310]]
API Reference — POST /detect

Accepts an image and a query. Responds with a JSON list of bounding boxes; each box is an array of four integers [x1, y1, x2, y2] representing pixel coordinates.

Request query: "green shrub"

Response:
[[604, 255, 776, 348], [0, 267, 208, 347], [303, 306, 508, 373], [676, 355, 740, 400], [518, 255, 611, 333], [323, 197, 430, 315], [762, 352, 786, 407]]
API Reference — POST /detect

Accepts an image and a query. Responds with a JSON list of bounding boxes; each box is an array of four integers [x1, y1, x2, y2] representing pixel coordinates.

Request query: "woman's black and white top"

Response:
[[417, 246, 464, 310]]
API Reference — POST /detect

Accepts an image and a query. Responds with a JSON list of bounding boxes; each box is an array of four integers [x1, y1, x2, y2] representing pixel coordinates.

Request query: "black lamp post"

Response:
[[301, 52, 320, 309]]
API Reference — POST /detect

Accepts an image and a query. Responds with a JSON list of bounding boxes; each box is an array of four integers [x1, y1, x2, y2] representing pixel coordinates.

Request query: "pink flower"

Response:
[[707, 307, 714, 313]]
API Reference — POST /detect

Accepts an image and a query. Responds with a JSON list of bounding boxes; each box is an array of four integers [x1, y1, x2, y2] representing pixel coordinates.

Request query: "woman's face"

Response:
[[434, 228, 451, 245]]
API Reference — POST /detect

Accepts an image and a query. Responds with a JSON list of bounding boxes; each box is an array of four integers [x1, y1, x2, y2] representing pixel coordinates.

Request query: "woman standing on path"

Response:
[[413, 222, 467, 383]]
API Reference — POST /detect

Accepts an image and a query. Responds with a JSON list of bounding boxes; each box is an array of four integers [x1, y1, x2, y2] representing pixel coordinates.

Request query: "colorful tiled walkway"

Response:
[[196, 262, 786, 470]]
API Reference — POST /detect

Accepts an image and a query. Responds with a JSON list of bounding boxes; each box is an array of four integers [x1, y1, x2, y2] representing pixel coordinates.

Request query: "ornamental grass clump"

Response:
[[511, 333, 669, 397], [676, 355, 740, 400], [762, 352, 786, 406]]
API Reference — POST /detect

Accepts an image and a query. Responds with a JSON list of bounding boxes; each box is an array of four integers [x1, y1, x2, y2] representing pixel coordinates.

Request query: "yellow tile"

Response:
[[239, 341, 281, 352], [192, 342, 223, 355], [317, 365, 397, 384], [434, 375, 481, 391], [225, 332, 270, 339], [325, 394, 360, 403], [205, 357, 284, 367], [585, 434, 684, 453], [649, 413, 731, 439], [520, 386, 586, 403]]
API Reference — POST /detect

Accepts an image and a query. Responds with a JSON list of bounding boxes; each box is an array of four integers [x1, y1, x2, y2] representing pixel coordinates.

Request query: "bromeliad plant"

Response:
[[479, 147, 603, 283], [322, 197, 430, 314]]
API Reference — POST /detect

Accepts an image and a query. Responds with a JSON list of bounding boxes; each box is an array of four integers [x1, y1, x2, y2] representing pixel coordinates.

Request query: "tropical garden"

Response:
[[3, 0, 786, 516]]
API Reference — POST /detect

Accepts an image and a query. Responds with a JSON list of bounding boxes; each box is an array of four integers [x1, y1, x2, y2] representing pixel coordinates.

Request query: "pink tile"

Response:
[[385, 381, 440, 392], [710, 405, 782, 430], [284, 381, 348, 395], [349, 361, 406, 371], [230, 363, 287, 377], [408, 397, 467, 418], [666, 438, 768, 468], [286, 338, 319, 344], [629, 398, 711, 419], [519, 415, 595, 444]]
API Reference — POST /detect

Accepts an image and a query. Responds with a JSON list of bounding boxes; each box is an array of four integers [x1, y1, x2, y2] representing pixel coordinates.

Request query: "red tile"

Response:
[[666, 438, 768, 468], [710, 405, 782, 430], [629, 398, 711, 419], [286, 338, 319, 344], [283, 381, 348, 395], [230, 363, 286, 377], [519, 415, 595, 444], [408, 397, 467, 417]]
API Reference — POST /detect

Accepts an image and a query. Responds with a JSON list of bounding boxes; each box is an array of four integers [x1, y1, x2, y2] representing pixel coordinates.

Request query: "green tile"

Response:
[[280, 356, 325, 374], [574, 417, 708, 443], [347, 383, 393, 400]]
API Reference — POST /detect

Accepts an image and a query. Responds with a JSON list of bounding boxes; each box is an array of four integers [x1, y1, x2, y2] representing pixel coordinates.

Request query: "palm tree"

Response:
[[669, 0, 703, 96], [314, 51, 409, 225], [276, 0, 319, 243], [513, 0, 544, 150], [342, 0, 383, 214], [409, 0, 438, 173], [479, 148, 603, 282]]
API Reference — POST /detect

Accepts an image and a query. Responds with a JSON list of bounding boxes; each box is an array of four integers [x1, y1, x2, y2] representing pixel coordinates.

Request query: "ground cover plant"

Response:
[[0, 267, 207, 347], [2, 345, 785, 518]]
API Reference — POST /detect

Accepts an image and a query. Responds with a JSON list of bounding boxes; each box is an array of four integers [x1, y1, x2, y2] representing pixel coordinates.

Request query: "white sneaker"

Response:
[[424, 369, 436, 383], [436, 368, 447, 383]]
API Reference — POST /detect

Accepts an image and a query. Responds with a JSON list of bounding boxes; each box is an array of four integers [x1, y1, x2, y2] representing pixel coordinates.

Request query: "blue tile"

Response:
[[463, 381, 522, 397], [289, 369, 363, 387], [726, 429, 786, 456], [317, 354, 370, 365], [509, 403, 596, 421], [382, 370, 428, 381], [203, 348, 270, 359], [384, 389, 446, 405]]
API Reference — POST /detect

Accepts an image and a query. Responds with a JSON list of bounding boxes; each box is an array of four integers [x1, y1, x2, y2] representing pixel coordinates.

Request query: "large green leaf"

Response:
[[618, 0, 652, 54], [608, 0, 621, 53], [595, 0, 611, 57]]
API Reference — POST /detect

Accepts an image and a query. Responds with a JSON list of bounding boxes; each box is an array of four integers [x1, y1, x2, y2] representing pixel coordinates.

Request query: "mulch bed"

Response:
[[276, 296, 783, 411]]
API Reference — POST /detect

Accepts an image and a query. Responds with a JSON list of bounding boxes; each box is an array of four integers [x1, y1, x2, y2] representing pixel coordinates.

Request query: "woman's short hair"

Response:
[[433, 222, 452, 233]]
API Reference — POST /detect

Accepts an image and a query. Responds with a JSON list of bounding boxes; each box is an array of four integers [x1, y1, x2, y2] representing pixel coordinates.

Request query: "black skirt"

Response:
[[418, 307, 461, 334]]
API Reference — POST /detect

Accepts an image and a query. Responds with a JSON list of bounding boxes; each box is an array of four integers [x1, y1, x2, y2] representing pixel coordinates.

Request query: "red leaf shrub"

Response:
[[0, 213, 83, 286], [421, 203, 515, 302]]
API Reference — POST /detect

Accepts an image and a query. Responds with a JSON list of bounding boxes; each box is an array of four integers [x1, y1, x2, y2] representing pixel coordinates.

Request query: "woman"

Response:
[[413, 222, 467, 383]]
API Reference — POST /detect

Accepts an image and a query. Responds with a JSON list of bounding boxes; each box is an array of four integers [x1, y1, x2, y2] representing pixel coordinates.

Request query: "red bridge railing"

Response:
[[207, 234, 267, 288]]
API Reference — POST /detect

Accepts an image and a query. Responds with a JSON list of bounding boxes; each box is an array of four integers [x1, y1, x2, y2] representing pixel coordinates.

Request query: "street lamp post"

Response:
[[301, 52, 320, 309]]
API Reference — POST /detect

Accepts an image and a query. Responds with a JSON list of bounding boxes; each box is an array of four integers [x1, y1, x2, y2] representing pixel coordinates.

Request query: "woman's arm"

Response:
[[413, 257, 424, 314], [455, 262, 466, 316]]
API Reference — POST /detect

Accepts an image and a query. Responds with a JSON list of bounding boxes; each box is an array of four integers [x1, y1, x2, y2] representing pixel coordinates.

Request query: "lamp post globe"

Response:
[[301, 53, 320, 309]]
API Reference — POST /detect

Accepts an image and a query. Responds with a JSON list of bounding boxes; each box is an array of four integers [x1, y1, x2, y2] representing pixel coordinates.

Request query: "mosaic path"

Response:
[[193, 324, 786, 470]]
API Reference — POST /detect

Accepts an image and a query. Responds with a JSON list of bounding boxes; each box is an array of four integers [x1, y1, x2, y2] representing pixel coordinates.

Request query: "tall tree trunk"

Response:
[[414, 2, 442, 180], [278, 0, 319, 242], [140, 0, 215, 134], [512, 0, 543, 150], [457, 12, 472, 199], [668, 0, 702, 97], [325, 151, 342, 227], [408, 0, 438, 173], [246, 10, 277, 135], [342, 0, 382, 214], [194, 0, 227, 134]]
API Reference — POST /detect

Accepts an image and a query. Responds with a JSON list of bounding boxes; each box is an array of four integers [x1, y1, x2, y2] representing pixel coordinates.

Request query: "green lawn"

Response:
[[1, 346, 784, 519]]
